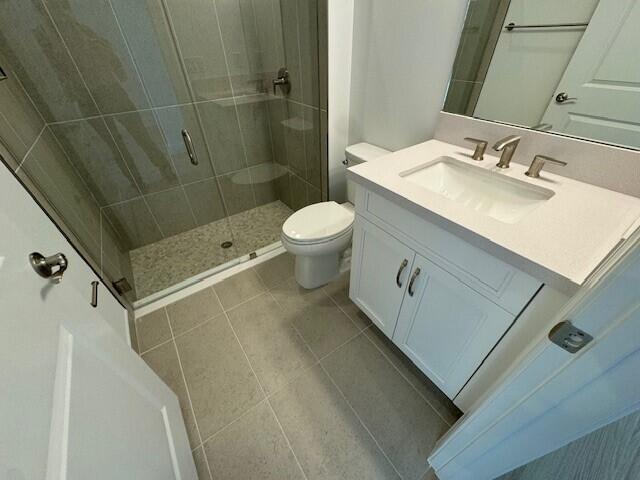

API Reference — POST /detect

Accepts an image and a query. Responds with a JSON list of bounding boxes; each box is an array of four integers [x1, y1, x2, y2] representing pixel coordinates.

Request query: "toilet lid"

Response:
[[282, 202, 354, 242]]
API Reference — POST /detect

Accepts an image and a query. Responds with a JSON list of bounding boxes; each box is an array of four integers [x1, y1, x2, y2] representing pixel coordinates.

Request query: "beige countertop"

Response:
[[347, 140, 640, 293]]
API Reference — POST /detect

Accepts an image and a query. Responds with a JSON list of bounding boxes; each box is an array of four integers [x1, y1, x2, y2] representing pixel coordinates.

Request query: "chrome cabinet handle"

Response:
[[29, 252, 68, 284], [396, 259, 409, 287], [181, 129, 198, 165], [408, 268, 421, 297]]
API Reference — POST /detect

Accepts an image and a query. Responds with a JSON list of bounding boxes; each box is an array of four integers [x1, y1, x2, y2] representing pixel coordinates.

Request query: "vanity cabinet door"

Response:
[[393, 253, 514, 399], [350, 217, 415, 338]]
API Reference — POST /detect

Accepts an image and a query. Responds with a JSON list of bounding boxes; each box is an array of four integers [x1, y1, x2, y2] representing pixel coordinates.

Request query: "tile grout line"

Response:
[[361, 328, 456, 428], [156, 0, 234, 224], [40, 0, 102, 116], [15, 124, 46, 173], [225, 319, 310, 480], [148, 274, 369, 456], [138, 293, 227, 355], [320, 277, 455, 428], [106, 0, 200, 229], [43, 1, 167, 243], [17, 138, 103, 256], [0, 111, 29, 157], [323, 285, 371, 333], [197, 396, 268, 447], [13, 71, 48, 125], [212, 283, 310, 480], [44, 92, 275, 126], [214, 282, 313, 480], [161, 307, 208, 460], [209, 0, 259, 210], [41, 0, 166, 242], [318, 360, 406, 480], [266, 273, 448, 473]]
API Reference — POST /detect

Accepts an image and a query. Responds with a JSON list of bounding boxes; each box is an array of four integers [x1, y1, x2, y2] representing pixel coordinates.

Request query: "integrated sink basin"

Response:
[[400, 157, 554, 224]]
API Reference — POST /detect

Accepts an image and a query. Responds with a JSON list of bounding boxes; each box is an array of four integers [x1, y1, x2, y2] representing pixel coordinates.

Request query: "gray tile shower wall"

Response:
[[0, 0, 290, 237], [267, 0, 327, 209], [0, 0, 327, 301]]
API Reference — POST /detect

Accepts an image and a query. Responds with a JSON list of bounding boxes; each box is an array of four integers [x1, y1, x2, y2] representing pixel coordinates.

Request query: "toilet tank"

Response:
[[345, 143, 391, 204]]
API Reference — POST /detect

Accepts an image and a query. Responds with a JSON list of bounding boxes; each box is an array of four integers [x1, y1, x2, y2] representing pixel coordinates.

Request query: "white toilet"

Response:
[[281, 142, 390, 288]]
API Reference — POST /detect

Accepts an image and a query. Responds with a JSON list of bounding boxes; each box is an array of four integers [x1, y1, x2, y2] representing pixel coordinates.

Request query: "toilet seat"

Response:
[[282, 201, 354, 245]]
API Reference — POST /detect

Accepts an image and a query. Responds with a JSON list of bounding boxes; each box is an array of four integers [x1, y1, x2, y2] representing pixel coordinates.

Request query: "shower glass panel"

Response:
[[0, 0, 326, 304]]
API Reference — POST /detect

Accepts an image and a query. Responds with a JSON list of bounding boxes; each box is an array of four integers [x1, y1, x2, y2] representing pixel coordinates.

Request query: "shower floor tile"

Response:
[[138, 263, 462, 480], [130, 201, 293, 299]]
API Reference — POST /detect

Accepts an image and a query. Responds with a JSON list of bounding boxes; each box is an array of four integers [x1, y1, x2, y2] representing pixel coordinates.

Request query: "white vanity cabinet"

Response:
[[349, 188, 542, 399], [393, 252, 514, 398], [350, 219, 416, 337]]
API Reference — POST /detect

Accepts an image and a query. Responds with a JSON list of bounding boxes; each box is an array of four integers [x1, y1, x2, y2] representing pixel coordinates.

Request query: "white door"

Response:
[[0, 162, 196, 479], [349, 217, 415, 337], [541, 0, 640, 148], [393, 254, 514, 399], [428, 230, 640, 479], [474, 0, 598, 128]]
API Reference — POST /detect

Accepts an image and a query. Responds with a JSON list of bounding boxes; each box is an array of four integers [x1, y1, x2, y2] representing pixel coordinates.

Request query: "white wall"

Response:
[[327, 0, 355, 202], [347, 0, 468, 152]]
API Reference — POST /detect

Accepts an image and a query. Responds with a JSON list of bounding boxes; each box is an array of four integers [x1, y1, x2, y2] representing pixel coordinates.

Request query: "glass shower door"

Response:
[[0, 0, 326, 305]]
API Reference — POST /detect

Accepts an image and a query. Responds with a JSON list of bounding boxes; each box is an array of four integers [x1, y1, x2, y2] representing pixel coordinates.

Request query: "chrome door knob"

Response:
[[29, 252, 68, 283], [555, 92, 577, 103]]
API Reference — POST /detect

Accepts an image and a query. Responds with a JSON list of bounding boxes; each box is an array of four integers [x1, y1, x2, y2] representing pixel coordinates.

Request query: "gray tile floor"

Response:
[[135, 253, 461, 480]]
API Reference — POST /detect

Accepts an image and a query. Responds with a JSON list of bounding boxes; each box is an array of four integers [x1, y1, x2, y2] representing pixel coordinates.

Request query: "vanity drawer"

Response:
[[359, 189, 541, 314]]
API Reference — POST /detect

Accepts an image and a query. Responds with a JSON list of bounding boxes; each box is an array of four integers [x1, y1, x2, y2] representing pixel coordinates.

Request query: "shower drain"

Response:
[[220, 241, 233, 249]]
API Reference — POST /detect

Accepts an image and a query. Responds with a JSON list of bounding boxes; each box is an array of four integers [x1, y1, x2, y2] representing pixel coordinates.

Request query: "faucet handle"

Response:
[[464, 137, 488, 161], [525, 155, 567, 178]]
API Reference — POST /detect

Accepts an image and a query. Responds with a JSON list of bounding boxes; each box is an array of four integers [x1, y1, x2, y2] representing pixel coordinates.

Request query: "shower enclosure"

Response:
[[0, 0, 327, 304]]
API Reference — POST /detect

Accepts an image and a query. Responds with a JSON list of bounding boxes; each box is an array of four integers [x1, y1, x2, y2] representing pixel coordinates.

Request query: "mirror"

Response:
[[443, 0, 640, 150]]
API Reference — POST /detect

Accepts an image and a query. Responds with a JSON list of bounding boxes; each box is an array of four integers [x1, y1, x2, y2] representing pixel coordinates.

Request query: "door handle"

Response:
[[408, 268, 421, 297], [555, 92, 577, 104], [396, 259, 409, 287], [181, 129, 198, 165], [90, 281, 99, 308], [29, 252, 68, 284]]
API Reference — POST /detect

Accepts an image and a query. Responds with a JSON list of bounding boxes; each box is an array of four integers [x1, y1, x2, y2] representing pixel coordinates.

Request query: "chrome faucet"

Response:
[[493, 135, 521, 169]]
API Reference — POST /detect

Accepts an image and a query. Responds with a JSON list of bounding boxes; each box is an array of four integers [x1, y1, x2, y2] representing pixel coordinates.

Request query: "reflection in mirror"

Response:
[[444, 0, 640, 150]]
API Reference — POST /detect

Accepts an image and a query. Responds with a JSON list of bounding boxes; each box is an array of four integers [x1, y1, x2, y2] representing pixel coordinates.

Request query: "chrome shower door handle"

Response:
[[408, 268, 421, 297], [181, 129, 198, 165], [29, 252, 68, 284], [396, 259, 409, 287]]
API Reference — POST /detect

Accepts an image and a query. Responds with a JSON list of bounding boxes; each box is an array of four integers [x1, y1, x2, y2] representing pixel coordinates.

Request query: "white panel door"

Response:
[[349, 217, 415, 337], [393, 253, 514, 399], [474, 0, 598, 127], [0, 163, 196, 480], [541, 0, 640, 148]]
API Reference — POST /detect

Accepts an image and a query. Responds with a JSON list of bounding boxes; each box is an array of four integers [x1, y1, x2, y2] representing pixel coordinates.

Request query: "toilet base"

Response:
[[295, 253, 340, 289]]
